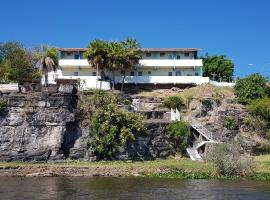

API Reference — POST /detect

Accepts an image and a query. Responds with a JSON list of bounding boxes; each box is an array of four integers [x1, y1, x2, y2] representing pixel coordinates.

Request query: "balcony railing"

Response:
[[115, 76, 209, 85], [59, 59, 203, 67]]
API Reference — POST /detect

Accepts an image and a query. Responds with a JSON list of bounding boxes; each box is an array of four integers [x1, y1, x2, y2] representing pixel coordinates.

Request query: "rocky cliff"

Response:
[[0, 88, 175, 162]]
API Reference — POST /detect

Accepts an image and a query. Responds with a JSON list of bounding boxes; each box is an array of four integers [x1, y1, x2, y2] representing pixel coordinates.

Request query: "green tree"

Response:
[[36, 46, 59, 86], [166, 120, 191, 154], [84, 39, 109, 80], [234, 73, 269, 104], [120, 38, 142, 92], [88, 103, 144, 160], [202, 54, 234, 82], [0, 42, 37, 83], [107, 41, 125, 90], [248, 98, 270, 121]]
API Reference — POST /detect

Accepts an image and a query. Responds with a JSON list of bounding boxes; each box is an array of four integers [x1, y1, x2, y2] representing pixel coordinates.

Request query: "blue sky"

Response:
[[0, 0, 269, 78]]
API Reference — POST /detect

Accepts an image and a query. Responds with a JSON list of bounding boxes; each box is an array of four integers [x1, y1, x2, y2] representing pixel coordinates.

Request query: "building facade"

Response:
[[50, 48, 209, 90]]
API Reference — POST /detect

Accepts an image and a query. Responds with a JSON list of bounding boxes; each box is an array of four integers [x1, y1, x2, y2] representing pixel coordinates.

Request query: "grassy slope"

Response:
[[0, 155, 268, 173]]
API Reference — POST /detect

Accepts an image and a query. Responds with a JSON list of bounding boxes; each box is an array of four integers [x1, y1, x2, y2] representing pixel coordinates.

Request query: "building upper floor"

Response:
[[58, 48, 203, 67]]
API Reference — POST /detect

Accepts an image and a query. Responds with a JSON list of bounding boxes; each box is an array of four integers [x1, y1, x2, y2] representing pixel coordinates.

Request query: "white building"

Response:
[[51, 48, 209, 90]]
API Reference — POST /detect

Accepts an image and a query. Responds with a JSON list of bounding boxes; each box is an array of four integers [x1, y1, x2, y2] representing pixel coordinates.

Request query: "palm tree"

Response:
[[107, 41, 125, 90], [120, 38, 142, 92], [37, 46, 58, 87], [84, 40, 109, 88]]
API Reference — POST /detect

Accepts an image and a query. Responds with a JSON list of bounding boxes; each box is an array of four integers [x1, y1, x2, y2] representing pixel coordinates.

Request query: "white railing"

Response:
[[171, 108, 181, 121], [209, 81, 235, 87], [42, 70, 111, 90], [139, 59, 203, 67], [59, 59, 203, 67], [116, 76, 209, 85], [59, 59, 89, 67]]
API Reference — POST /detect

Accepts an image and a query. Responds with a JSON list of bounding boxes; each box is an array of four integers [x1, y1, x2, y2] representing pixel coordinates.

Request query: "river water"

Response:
[[0, 177, 269, 200]]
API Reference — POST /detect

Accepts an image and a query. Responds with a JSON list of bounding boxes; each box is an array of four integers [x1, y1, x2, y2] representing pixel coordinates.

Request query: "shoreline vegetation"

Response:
[[0, 155, 269, 180]]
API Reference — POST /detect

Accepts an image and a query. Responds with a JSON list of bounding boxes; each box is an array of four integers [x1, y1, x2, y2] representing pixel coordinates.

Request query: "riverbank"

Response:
[[0, 155, 270, 180]]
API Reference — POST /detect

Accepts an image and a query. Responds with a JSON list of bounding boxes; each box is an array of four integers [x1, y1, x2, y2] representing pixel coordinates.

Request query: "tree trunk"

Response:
[[121, 70, 126, 93], [44, 71, 48, 87], [112, 70, 115, 91]]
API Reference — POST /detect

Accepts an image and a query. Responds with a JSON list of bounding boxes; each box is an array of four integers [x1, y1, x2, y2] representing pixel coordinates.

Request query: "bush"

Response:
[[248, 98, 270, 121], [78, 89, 116, 125], [166, 120, 191, 154], [223, 116, 238, 130], [210, 141, 254, 176], [163, 95, 183, 110], [243, 114, 268, 134], [88, 104, 145, 160], [0, 99, 7, 112], [234, 73, 269, 104]]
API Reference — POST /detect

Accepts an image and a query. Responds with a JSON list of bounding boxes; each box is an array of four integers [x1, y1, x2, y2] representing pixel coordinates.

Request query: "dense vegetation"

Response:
[[163, 95, 183, 110], [84, 38, 142, 91], [202, 54, 234, 82], [223, 116, 238, 130], [166, 120, 191, 154], [210, 141, 254, 176], [79, 90, 144, 160], [0, 99, 7, 112], [0, 42, 40, 83], [234, 73, 269, 104]]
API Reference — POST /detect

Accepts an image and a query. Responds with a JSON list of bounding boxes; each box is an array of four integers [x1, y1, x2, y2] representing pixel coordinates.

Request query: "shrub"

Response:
[[212, 92, 223, 105], [243, 114, 268, 134], [122, 99, 131, 105], [210, 141, 254, 176], [163, 95, 183, 110], [88, 104, 145, 160], [0, 99, 7, 112], [223, 116, 238, 130], [234, 73, 268, 104], [248, 98, 270, 121], [78, 89, 116, 125], [166, 120, 191, 154]]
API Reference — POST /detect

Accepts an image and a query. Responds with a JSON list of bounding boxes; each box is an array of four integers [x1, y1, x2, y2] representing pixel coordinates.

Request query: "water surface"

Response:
[[0, 177, 269, 200]]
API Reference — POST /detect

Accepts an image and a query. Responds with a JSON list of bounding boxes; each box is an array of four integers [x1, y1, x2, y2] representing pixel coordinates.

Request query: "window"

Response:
[[176, 55, 181, 59], [74, 72, 79, 76], [146, 52, 151, 57], [184, 52, 190, 57], [130, 71, 135, 76], [160, 52, 165, 57], [148, 71, 151, 75], [195, 72, 199, 76], [176, 71, 181, 76], [60, 52, 65, 59], [92, 72, 97, 76], [74, 54, 80, 59], [168, 72, 172, 76], [138, 71, 143, 76], [67, 52, 72, 56]]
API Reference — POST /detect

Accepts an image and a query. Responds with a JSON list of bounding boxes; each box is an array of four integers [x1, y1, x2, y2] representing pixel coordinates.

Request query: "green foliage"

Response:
[[89, 104, 144, 160], [122, 99, 131, 105], [248, 98, 270, 121], [212, 92, 223, 105], [243, 114, 268, 133], [0, 42, 38, 83], [0, 99, 7, 112], [166, 120, 191, 153], [234, 73, 269, 104], [202, 54, 234, 82], [210, 141, 254, 176], [163, 95, 183, 110], [84, 38, 141, 91], [223, 116, 238, 130], [78, 89, 116, 126]]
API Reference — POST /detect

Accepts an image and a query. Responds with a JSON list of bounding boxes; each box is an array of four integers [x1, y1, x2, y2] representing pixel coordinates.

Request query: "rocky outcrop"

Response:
[[0, 90, 175, 161]]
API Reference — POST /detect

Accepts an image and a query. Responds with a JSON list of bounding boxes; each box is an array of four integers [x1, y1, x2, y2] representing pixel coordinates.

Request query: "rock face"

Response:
[[0, 91, 174, 161], [0, 92, 81, 161]]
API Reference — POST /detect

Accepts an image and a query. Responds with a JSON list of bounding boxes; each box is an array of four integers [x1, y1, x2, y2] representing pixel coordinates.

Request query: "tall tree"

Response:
[[0, 42, 36, 83], [84, 40, 109, 80], [107, 41, 125, 90], [202, 54, 234, 82], [37, 46, 59, 86], [120, 38, 141, 92]]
